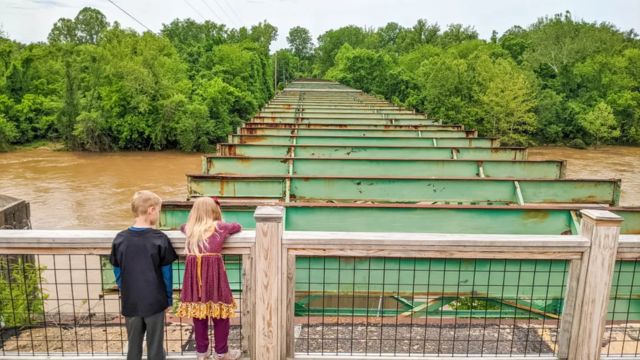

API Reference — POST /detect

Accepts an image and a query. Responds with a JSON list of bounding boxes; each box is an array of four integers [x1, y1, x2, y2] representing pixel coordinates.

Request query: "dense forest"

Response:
[[1, 9, 639, 151]]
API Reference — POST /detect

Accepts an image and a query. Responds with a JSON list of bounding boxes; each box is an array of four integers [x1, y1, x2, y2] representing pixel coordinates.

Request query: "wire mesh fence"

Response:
[[3, 252, 640, 358], [294, 256, 568, 357], [0, 254, 244, 357], [603, 259, 640, 357]]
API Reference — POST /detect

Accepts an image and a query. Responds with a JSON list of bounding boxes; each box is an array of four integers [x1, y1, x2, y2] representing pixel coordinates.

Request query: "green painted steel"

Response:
[[203, 157, 562, 179], [239, 127, 477, 138], [609, 260, 640, 320], [283, 205, 575, 234], [187, 175, 620, 206], [157, 80, 640, 320], [216, 144, 528, 160], [263, 105, 408, 111], [295, 257, 568, 312], [243, 123, 464, 130], [231, 134, 498, 147], [252, 116, 439, 125], [262, 108, 418, 114], [159, 201, 640, 235], [258, 112, 429, 120]]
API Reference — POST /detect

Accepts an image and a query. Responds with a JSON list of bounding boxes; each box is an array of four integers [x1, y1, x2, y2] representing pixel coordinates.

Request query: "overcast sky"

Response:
[[1, 0, 638, 49]]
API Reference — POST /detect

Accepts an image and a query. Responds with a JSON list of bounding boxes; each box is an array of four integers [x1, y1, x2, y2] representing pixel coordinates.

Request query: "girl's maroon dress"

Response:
[[176, 222, 241, 319]]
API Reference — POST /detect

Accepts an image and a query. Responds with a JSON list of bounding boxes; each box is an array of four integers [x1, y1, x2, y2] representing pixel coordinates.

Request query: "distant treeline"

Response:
[[1, 9, 639, 151]]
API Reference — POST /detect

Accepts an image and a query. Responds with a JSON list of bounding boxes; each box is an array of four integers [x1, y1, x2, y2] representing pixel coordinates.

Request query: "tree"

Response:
[[74, 7, 109, 44], [287, 26, 313, 59], [476, 57, 538, 145], [579, 102, 620, 147], [326, 45, 393, 95], [275, 49, 301, 86], [249, 21, 278, 53], [0, 113, 17, 151], [315, 25, 370, 76], [48, 18, 78, 44], [395, 19, 440, 52], [408, 53, 480, 129], [523, 12, 628, 76], [439, 24, 479, 47], [375, 22, 405, 50], [48, 7, 109, 45], [499, 26, 529, 64]]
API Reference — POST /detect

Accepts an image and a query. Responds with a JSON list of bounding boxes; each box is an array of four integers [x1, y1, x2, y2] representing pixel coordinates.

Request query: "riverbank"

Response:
[[1, 146, 638, 229]]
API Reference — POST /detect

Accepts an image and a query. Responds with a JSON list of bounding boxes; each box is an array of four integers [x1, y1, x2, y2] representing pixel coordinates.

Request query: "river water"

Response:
[[0, 146, 638, 229]]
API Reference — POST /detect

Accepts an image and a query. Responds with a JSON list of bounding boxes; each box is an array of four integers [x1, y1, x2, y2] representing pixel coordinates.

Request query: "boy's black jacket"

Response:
[[110, 228, 177, 317]]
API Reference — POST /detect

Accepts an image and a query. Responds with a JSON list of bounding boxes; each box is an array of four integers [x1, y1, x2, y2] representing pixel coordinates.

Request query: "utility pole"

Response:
[[282, 62, 286, 85], [274, 54, 278, 91]]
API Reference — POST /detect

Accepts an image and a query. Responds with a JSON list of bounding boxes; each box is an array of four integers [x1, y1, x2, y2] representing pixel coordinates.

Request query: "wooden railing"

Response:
[[0, 208, 637, 360]]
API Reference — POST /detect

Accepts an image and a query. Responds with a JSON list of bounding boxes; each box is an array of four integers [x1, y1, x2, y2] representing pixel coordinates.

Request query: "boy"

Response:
[[110, 190, 178, 360]]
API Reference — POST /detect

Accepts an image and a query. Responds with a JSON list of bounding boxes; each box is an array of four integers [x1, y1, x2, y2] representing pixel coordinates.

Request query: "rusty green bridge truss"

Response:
[[109, 80, 640, 320]]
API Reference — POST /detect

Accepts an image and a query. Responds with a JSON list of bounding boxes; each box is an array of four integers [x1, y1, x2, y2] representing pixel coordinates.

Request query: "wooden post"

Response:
[[241, 252, 254, 358], [567, 209, 623, 360], [253, 206, 284, 360]]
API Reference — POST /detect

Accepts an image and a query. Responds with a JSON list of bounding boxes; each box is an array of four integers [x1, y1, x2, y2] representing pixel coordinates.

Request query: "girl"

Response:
[[176, 197, 242, 360]]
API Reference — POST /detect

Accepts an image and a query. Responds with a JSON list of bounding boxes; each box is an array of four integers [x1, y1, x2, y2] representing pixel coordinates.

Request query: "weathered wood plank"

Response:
[[253, 206, 284, 360], [0, 230, 255, 251], [287, 248, 583, 259], [556, 259, 582, 359], [241, 252, 255, 358], [283, 231, 588, 248], [568, 209, 623, 360]]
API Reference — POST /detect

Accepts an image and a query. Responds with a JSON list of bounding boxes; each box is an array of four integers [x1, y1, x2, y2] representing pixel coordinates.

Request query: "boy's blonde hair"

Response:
[[184, 197, 222, 255], [131, 190, 162, 216]]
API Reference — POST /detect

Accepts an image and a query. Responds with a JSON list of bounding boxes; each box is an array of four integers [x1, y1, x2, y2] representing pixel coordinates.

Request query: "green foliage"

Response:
[[287, 26, 314, 59], [579, 101, 620, 147], [315, 13, 640, 145], [476, 57, 537, 142], [0, 8, 276, 151], [2, 9, 639, 150], [48, 7, 109, 45], [326, 45, 415, 104], [0, 113, 18, 151], [315, 26, 371, 76], [0, 259, 47, 328], [275, 49, 301, 85]]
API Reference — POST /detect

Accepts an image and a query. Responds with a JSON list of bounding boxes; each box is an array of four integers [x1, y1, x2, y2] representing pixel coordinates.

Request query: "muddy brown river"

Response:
[[0, 146, 638, 229]]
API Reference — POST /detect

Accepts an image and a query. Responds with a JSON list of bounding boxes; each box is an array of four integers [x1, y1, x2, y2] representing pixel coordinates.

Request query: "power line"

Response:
[[220, 0, 243, 24], [197, 0, 225, 24], [182, 0, 207, 21], [207, 0, 237, 26], [106, 0, 152, 32]]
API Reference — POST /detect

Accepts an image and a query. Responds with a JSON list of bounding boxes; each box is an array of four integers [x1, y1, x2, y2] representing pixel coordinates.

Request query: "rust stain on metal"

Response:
[[522, 210, 550, 221], [241, 136, 267, 144]]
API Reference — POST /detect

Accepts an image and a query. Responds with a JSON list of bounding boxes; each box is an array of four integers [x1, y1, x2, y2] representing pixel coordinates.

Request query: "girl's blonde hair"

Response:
[[185, 197, 222, 255]]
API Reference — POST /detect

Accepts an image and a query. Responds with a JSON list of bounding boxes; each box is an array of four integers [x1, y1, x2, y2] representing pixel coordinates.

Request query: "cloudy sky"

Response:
[[1, 0, 638, 49]]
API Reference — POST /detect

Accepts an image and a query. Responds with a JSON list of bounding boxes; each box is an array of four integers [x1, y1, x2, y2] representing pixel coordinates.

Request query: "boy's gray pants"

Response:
[[125, 311, 166, 360]]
